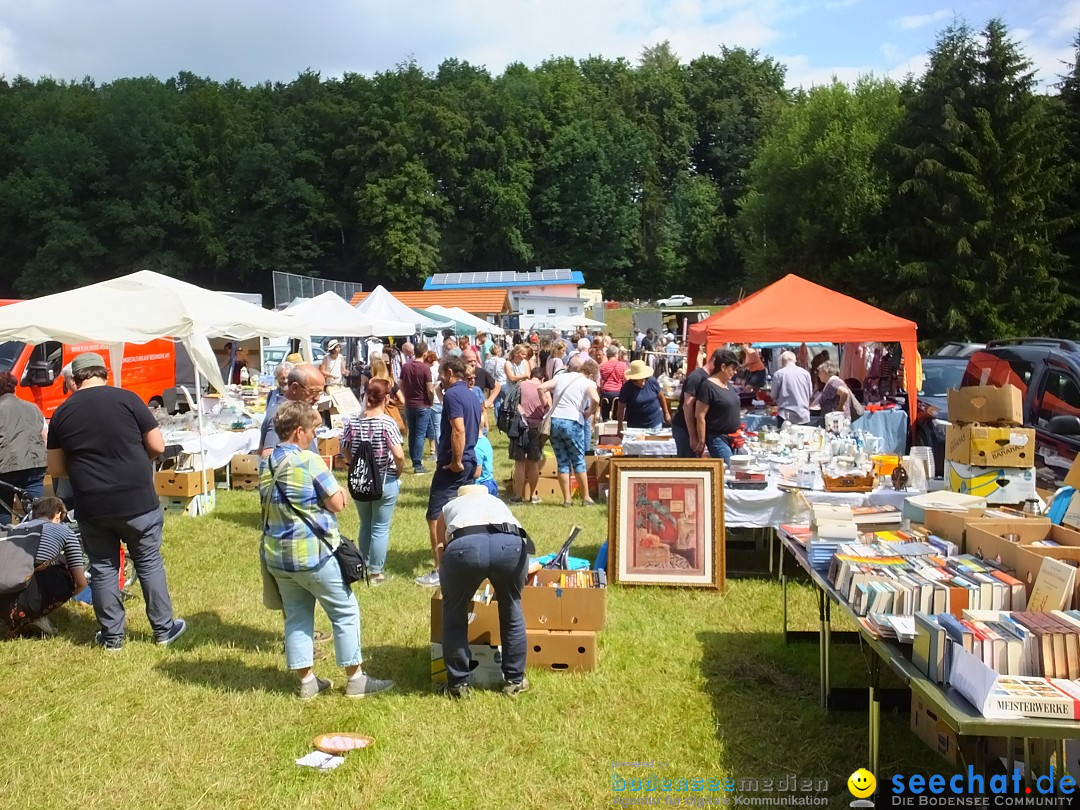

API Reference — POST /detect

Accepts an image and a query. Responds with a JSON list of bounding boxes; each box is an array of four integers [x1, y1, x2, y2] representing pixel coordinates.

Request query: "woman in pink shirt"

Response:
[[598, 346, 627, 422]]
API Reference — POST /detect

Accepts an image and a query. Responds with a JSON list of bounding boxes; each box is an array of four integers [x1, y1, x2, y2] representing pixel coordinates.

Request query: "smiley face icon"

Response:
[[847, 768, 876, 799]]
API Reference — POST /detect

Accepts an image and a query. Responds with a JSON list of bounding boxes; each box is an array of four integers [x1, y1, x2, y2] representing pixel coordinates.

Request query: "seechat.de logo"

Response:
[[848, 768, 876, 807]]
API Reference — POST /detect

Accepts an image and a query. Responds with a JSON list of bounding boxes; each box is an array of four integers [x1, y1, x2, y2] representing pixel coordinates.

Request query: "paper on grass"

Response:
[[296, 751, 345, 771]]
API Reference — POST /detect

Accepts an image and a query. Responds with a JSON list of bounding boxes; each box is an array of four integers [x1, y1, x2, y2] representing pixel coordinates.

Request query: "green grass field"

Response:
[[0, 431, 944, 809]]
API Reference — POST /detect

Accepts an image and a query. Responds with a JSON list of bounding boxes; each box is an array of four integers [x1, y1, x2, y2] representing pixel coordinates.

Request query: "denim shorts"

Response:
[[549, 417, 587, 474]]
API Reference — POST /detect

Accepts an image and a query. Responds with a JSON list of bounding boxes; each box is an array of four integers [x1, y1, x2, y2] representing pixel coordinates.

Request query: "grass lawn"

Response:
[[0, 431, 945, 809]]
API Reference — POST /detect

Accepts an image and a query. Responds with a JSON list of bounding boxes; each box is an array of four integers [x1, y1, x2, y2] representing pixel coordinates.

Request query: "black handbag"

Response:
[[268, 457, 369, 586]]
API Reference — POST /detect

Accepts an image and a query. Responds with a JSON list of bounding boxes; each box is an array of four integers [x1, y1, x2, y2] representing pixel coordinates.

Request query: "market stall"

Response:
[[687, 274, 920, 428], [425, 305, 505, 336], [282, 291, 414, 338], [355, 285, 445, 333]]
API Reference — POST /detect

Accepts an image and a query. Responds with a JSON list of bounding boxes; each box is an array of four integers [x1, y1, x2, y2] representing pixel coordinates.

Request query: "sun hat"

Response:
[[325, 339, 341, 351], [70, 352, 107, 374], [456, 484, 489, 497], [625, 359, 654, 381]]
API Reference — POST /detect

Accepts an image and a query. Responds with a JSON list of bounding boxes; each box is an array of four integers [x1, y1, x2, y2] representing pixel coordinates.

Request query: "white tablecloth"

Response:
[[724, 482, 911, 528], [162, 429, 261, 471], [621, 438, 679, 456]]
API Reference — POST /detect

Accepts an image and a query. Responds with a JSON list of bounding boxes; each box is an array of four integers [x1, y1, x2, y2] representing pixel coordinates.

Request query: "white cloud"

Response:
[[779, 53, 873, 88], [895, 9, 952, 31], [880, 43, 901, 62], [1045, 0, 1080, 38]]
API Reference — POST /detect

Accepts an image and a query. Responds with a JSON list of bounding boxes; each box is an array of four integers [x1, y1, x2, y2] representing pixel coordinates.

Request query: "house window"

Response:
[[548, 308, 557, 315], [525, 309, 534, 316], [570, 306, 579, 315]]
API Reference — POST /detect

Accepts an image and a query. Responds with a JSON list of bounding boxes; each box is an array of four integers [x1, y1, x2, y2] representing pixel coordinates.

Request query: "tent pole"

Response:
[[194, 366, 210, 512]]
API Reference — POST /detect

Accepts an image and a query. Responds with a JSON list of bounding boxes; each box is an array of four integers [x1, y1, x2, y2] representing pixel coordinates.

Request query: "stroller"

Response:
[[0, 479, 137, 600]]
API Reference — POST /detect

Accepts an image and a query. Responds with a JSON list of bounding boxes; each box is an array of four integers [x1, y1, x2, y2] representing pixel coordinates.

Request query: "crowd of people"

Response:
[[0, 325, 888, 701]]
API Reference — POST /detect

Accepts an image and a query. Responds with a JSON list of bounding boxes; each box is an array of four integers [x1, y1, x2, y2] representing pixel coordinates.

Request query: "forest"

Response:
[[0, 19, 1077, 345]]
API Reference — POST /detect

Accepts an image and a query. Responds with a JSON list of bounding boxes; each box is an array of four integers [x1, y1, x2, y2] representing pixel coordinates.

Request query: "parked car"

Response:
[[932, 341, 985, 358], [656, 294, 693, 307], [958, 338, 1080, 489], [905, 356, 969, 475]]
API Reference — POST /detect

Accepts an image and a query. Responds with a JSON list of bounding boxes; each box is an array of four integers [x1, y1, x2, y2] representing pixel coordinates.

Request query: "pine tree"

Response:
[[1052, 29, 1080, 333], [887, 20, 1067, 343]]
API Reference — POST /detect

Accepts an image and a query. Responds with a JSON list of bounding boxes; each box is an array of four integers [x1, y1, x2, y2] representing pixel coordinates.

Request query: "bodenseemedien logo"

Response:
[[848, 768, 876, 807]]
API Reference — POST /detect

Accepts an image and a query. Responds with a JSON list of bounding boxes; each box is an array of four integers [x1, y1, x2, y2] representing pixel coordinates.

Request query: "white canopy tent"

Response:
[[0, 270, 307, 392], [0, 269, 311, 502], [425, 305, 505, 336], [552, 314, 606, 330], [354, 285, 442, 331], [282, 291, 413, 338]]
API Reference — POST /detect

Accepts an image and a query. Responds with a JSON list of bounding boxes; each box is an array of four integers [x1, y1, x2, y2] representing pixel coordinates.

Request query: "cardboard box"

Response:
[[230, 453, 261, 476], [430, 587, 503, 645], [511, 472, 576, 501], [910, 694, 975, 768], [924, 509, 1046, 547], [231, 473, 259, 491], [430, 642, 504, 687], [526, 629, 598, 672], [523, 569, 606, 631], [154, 470, 210, 498], [1065, 455, 1080, 491], [317, 436, 340, 458], [159, 488, 216, 517], [944, 461, 1036, 505], [431, 571, 606, 645], [945, 425, 1036, 468], [946, 385, 1023, 426], [968, 519, 1080, 566]]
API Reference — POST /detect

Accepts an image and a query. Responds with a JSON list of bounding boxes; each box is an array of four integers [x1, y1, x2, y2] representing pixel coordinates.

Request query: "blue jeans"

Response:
[[355, 476, 399, 575], [439, 531, 528, 687], [491, 390, 505, 430], [672, 421, 693, 458], [705, 435, 733, 464], [270, 556, 362, 670], [427, 403, 443, 447], [549, 417, 587, 474], [79, 508, 177, 642], [405, 406, 433, 470]]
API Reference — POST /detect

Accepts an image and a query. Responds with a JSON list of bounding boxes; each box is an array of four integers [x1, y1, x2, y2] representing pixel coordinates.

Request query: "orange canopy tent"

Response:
[[687, 274, 919, 427]]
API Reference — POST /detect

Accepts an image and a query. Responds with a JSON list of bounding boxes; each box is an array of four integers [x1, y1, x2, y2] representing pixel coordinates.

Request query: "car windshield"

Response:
[[921, 363, 965, 397], [0, 341, 25, 374]]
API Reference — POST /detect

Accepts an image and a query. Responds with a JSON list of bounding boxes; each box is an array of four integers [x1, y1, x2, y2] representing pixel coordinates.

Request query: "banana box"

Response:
[[945, 425, 1036, 468], [945, 460, 1036, 505]]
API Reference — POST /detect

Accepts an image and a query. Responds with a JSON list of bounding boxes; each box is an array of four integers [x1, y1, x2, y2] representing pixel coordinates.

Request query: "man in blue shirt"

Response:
[[418, 355, 482, 586]]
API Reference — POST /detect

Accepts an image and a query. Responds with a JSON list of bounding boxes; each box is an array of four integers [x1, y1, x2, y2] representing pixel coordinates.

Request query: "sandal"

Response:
[[583, 500, 597, 507], [562, 501, 573, 507]]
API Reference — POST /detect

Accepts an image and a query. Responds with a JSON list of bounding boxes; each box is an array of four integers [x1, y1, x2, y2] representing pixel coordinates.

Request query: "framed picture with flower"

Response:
[[607, 458, 725, 590]]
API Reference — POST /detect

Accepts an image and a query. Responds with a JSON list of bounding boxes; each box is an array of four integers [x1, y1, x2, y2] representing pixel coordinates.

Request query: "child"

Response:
[[474, 432, 499, 496]]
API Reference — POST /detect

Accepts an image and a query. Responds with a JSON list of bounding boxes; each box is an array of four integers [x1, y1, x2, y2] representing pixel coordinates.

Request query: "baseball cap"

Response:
[[71, 352, 106, 374]]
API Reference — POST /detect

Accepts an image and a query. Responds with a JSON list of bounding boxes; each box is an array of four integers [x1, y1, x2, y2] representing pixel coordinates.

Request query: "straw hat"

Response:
[[456, 484, 489, 497], [625, 359, 654, 381]]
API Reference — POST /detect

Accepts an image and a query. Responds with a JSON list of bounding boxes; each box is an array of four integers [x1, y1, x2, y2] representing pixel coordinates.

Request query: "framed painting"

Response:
[[607, 458, 725, 590]]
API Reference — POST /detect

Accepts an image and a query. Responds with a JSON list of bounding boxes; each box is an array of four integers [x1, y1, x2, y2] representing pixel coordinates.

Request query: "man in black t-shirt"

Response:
[[672, 349, 720, 457], [46, 352, 186, 651]]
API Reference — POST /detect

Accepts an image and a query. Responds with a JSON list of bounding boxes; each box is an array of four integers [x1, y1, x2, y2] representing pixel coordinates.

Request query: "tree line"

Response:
[[0, 19, 1076, 345]]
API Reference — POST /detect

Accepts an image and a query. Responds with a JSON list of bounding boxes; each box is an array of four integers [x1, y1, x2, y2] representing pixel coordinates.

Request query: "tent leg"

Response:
[[195, 368, 211, 509]]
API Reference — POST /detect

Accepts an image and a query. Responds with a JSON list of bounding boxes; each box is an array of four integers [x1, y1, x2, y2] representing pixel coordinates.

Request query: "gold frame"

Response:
[[607, 457, 725, 590]]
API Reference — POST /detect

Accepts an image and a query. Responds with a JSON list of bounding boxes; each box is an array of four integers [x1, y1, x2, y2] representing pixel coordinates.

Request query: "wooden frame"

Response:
[[607, 457, 725, 590]]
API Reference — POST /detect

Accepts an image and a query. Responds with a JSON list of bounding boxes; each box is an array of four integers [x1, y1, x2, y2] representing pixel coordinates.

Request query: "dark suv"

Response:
[[960, 338, 1080, 489]]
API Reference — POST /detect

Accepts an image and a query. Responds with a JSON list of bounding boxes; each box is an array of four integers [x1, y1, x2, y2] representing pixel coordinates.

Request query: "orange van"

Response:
[[0, 338, 178, 418]]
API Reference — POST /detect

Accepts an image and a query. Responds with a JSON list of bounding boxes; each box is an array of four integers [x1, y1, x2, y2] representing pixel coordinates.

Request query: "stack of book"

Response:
[[913, 609, 1080, 685], [827, 532, 1003, 620], [808, 505, 858, 575], [950, 646, 1080, 720]]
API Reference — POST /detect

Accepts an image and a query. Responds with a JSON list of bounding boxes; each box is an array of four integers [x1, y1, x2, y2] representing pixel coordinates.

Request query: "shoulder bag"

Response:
[[539, 375, 571, 440], [268, 455, 368, 586]]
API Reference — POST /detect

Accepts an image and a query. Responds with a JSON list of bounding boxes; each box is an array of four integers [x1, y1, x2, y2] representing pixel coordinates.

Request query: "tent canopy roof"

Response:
[[283, 291, 413, 337], [426, 305, 505, 336], [688, 274, 916, 344], [354, 285, 444, 330]]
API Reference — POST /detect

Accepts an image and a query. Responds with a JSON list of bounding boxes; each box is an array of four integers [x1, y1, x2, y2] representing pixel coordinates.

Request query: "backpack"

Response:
[[347, 437, 384, 502]]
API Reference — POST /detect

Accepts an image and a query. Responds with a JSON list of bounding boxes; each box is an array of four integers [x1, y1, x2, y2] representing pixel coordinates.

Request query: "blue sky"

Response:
[[0, 0, 1076, 89]]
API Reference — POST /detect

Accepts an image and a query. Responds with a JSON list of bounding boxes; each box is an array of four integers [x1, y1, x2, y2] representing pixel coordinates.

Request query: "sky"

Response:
[[0, 0, 1077, 90]]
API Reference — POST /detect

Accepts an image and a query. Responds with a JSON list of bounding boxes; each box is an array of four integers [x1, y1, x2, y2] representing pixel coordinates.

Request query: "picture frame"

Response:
[[607, 457, 725, 590]]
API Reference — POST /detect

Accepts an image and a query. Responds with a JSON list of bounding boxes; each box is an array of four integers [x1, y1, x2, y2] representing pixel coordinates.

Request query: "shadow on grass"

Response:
[[210, 506, 261, 532], [180, 610, 282, 651], [155, 656, 296, 696], [354, 643, 433, 695]]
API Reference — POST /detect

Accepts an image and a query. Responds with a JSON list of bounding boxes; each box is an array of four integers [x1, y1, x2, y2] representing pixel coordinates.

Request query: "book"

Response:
[[950, 647, 1080, 720], [1027, 557, 1077, 613], [851, 505, 902, 526]]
